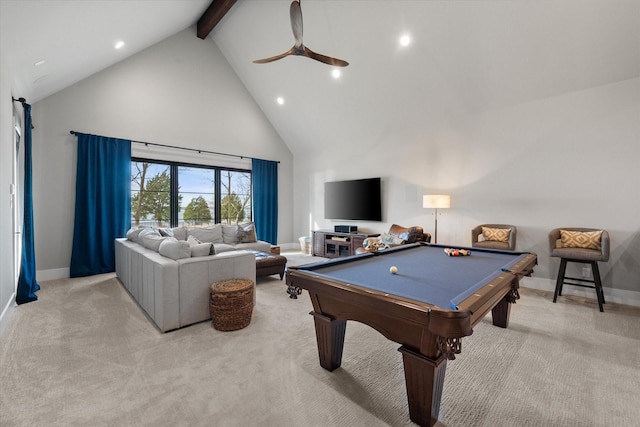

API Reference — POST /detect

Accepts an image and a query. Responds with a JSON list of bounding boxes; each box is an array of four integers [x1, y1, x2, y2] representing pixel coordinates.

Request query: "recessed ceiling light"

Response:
[[399, 34, 411, 47], [115, 41, 125, 49], [332, 69, 341, 79], [33, 75, 49, 85], [34, 60, 45, 67], [276, 97, 285, 105]]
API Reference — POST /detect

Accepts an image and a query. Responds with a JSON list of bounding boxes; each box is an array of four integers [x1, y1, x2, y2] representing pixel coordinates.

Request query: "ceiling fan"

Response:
[[253, 0, 349, 67]]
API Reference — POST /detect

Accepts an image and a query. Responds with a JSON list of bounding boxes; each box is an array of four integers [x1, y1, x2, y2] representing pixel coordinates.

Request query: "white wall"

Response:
[[294, 78, 640, 303], [0, 44, 29, 329], [31, 27, 293, 278], [0, 48, 17, 327]]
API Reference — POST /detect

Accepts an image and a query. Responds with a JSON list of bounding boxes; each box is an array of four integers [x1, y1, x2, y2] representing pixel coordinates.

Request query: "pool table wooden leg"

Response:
[[491, 298, 511, 328], [398, 346, 447, 427], [311, 312, 347, 371]]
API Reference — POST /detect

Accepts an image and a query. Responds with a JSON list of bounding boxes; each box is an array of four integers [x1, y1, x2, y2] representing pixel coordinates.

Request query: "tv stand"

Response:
[[312, 230, 379, 258]]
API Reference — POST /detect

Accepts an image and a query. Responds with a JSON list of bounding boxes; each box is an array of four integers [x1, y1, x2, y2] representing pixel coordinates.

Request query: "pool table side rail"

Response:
[[286, 269, 474, 341], [454, 253, 537, 327]]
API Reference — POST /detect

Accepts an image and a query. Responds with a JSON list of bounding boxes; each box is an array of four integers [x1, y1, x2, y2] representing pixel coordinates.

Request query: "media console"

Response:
[[312, 230, 379, 258]]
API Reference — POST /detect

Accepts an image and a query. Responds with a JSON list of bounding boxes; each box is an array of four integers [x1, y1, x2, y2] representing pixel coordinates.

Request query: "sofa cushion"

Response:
[[126, 227, 146, 243], [560, 229, 602, 250], [237, 222, 257, 243], [171, 226, 188, 241], [233, 241, 271, 252], [139, 228, 161, 239], [482, 227, 510, 243], [191, 242, 213, 257], [187, 235, 214, 257], [222, 224, 239, 244], [159, 237, 191, 260], [188, 225, 223, 243], [141, 231, 166, 251], [212, 243, 236, 254]]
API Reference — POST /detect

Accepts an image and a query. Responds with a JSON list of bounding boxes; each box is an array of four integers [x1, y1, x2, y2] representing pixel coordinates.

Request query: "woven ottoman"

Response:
[[209, 278, 254, 331]]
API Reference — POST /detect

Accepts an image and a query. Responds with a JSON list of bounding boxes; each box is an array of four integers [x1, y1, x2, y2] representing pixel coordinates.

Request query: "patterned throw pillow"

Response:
[[236, 223, 257, 243], [481, 227, 510, 243], [379, 233, 404, 246], [560, 230, 602, 250]]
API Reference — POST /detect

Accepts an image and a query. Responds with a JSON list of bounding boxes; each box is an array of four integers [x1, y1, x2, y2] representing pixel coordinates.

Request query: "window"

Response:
[[131, 159, 251, 228]]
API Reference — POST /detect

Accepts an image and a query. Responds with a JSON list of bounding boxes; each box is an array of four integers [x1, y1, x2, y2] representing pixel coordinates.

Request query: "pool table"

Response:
[[285, 243, 537, 427]]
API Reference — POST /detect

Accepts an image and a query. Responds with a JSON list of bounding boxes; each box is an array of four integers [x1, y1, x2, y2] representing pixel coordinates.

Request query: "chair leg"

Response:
[[591, 262, 605, 312], [553, 258, 567, 303]]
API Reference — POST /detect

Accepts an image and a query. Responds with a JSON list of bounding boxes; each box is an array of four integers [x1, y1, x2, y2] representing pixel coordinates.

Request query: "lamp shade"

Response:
[[423, 194, 451, 209]]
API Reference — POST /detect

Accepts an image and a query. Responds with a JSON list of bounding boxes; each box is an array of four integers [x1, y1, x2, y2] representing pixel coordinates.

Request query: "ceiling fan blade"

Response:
[[303, 46, 349, 67], [254, 0, 349, 67], [290, 0, 303, 48], [253, 47, 297, 64]]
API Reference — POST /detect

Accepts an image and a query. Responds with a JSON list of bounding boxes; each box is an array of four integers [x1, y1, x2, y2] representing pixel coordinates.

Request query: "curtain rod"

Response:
[[69, 131, 279, 164], [13, 97, 35, 129]]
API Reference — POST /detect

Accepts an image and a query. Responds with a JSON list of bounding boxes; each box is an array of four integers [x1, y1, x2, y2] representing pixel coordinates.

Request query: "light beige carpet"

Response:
[[1, 252, 639, 427]]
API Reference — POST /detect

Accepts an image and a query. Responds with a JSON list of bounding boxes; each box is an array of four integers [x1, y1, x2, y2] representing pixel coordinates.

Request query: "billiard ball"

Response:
[[390, 266, 398, 274]]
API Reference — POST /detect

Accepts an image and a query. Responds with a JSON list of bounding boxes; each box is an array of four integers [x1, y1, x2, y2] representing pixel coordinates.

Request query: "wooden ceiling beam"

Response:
[[197, 0, 238, 39]]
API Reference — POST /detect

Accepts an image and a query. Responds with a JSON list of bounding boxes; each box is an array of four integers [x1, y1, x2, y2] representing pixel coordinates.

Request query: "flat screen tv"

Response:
[[324, 178, 382, 221]]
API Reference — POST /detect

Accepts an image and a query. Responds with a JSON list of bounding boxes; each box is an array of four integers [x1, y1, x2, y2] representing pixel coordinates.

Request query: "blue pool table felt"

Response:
[[306, 246, 523, 310]]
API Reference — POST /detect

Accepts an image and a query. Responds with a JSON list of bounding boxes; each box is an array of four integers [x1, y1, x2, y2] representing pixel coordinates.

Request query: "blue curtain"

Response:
[[251, 159, 278, 244], [16, 103, 40, 304], [70, 133, 131, 277]]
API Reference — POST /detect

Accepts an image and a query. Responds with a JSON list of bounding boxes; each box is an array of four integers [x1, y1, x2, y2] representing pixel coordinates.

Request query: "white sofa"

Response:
[[115, 224, 270, 332]]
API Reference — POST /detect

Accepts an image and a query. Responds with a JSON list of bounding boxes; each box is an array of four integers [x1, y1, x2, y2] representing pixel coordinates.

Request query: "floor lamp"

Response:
[[423, 195, 450, 244]]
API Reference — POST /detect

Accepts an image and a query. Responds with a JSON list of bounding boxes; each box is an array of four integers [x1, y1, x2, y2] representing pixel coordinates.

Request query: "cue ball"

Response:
[[390, 266, 398, 274]]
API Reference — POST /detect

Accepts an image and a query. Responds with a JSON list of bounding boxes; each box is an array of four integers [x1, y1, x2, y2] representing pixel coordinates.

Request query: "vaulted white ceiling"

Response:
[[2, 0, 638, 155], [0, 0, 210, 101]]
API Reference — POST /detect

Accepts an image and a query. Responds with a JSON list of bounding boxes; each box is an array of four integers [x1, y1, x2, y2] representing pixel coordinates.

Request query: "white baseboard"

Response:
[[0, 292, 16, 338], [521, 276, 640, 308], [34, 261, 640, 308], [280, 242, 301, 251], [37, 268, 70, 281]]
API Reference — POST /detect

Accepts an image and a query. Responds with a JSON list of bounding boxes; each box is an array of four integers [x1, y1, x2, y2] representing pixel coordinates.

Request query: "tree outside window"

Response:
[[131, 162, 181, 228], [131, 160, 251, 228]]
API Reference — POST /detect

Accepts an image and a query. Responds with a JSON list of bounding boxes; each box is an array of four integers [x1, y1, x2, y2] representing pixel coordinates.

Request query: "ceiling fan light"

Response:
[[332, 69, 341, 79], [400, 34, 411, 47]]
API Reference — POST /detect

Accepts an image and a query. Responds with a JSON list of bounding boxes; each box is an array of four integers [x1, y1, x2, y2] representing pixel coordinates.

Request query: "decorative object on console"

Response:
[[334, 225, 358, 233], [423, 194, 451, 244]]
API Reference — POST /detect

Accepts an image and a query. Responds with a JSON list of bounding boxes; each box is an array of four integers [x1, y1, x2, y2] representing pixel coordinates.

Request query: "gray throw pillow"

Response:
[[158, 237, 191, 260], [126, 228, 145, 242], [187, 235, 214, 257], [141, 234, 166, 252]]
